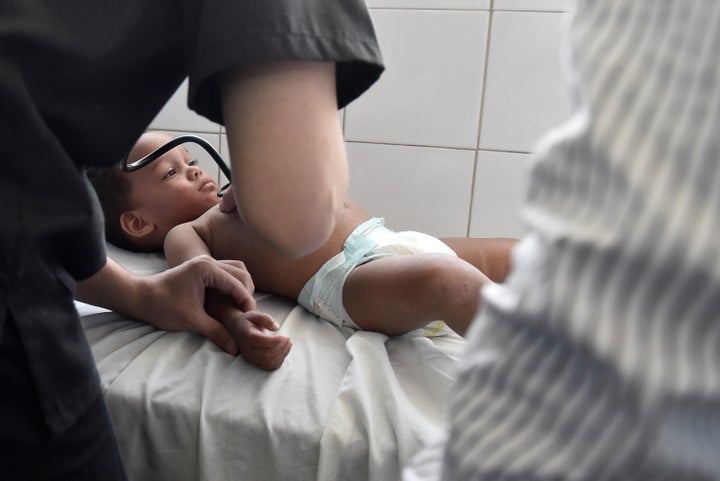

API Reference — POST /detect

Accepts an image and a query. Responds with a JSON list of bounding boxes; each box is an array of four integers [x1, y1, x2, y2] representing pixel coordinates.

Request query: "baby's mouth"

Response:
[[199, 179, 217, 192]]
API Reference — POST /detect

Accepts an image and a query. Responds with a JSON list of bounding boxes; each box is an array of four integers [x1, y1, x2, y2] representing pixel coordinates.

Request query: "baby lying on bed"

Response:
[[88, 132, 517, 370]]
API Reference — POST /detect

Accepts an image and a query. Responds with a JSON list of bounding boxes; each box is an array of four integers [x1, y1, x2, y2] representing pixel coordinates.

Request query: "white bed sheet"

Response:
[[77, 245, 466, 481]]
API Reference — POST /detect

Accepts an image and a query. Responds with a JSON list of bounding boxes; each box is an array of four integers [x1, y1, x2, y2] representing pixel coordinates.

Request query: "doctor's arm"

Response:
[[75, 256, 256, 356], [220, 61, 348, 259]]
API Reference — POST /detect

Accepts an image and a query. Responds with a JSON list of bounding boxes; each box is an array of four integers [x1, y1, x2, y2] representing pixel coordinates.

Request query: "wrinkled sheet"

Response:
[[77, 246, 466, 481]]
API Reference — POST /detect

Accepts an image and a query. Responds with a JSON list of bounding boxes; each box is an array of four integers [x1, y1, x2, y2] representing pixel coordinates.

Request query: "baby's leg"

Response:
[[441, 237, 517, 282], [342, 253, 490, 336]]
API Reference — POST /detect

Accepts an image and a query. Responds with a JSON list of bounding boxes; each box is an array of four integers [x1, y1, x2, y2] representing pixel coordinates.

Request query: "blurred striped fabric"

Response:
[[407, 1, 720, 480]]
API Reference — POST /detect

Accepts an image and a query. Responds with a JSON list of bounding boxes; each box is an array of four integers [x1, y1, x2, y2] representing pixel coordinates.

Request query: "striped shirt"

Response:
[[406, 1, 720, 479]]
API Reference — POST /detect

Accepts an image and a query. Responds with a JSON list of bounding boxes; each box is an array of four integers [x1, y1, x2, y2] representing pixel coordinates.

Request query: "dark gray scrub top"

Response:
[[0, 0, 383, 434]]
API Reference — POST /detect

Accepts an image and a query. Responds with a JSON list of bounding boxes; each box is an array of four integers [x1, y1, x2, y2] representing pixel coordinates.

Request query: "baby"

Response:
[[89, 131, 517, 369]]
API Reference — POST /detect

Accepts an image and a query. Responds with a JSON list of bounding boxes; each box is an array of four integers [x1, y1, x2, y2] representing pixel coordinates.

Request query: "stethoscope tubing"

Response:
[[122, 134, 232, 197]]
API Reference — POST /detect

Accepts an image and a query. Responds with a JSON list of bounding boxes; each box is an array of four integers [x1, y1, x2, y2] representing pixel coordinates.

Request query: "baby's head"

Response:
[[89, 131, 221, 252]]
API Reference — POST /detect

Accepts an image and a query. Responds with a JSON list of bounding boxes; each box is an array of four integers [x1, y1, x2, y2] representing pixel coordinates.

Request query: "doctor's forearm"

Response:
[[75, 258, 142, 316], [221, 61, 347, 258]]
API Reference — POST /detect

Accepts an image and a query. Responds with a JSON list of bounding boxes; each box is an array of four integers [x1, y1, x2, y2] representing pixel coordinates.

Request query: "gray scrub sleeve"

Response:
[[187, 0, 384, 124]]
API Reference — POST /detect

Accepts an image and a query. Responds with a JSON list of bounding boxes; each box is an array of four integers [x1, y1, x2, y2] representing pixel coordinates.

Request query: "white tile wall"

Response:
[[148, 2, 574, 239], [346, 142, 475, 237], [149, 79, 221, 134], [344, 9, 488, 149], [470, 151, 532, 238], [478, 11, 571, 152], [367, 0, 489, 9], [494, 0, 572, 12]]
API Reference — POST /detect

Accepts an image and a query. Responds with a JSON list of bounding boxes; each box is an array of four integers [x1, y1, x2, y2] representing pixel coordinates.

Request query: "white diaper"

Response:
[[297, 217, 456, 336]]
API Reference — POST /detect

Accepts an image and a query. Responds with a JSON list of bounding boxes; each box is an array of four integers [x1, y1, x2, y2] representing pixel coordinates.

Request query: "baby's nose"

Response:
[[188, 165, 202, 178]]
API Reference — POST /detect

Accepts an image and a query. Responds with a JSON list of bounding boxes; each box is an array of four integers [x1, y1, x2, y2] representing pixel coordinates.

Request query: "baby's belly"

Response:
[[250, 258, 324, 300], [249, 229, 362, 300]]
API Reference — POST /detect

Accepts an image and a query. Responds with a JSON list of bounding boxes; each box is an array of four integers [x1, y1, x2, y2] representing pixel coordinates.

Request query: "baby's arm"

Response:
[[164, 221, 213, 268], [165, 221, 292, 370], [206, 298, 292, 371]]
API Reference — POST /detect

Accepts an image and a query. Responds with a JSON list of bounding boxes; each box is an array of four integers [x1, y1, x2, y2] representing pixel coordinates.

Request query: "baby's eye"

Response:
[[188, 159, 199, 166], [163, 168, 178, 180]]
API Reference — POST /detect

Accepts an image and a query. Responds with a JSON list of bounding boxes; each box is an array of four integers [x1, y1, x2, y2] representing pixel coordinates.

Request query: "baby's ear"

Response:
[[120, 210, 156, 240]]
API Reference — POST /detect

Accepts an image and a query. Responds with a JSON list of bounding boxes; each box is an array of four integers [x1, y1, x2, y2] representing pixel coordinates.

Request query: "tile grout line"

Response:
[[467, 5, 495, 237]]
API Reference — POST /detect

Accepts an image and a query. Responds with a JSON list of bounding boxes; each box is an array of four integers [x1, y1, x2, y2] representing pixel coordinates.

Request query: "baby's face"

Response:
[[125, 132, 221, 235]]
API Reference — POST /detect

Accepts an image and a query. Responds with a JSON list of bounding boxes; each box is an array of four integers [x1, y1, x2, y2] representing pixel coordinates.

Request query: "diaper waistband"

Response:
[[297, 218, 385, 318], [343, 217, 385, 252]]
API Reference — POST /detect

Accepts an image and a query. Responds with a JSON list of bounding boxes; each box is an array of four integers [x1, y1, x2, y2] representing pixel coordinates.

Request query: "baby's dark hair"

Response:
[[86, 165, 141, 252]]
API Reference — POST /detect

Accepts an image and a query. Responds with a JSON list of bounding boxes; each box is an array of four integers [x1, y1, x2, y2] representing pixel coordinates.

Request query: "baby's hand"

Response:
[[224, 310, 292, 370]]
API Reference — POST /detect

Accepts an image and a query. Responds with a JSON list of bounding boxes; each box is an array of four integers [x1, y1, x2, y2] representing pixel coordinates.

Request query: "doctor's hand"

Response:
[[76, 256, 256, 356], [138, 257, 257, 355]]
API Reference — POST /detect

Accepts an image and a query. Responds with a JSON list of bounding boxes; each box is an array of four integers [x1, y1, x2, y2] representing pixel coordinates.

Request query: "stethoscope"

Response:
[[121, 134, 232, 197]]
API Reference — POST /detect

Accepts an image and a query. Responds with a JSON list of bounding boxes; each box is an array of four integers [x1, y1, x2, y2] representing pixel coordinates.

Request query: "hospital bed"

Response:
[[76, 244, 467, 481]]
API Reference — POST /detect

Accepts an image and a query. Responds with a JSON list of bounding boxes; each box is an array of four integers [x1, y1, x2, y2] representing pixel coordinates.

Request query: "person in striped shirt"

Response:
[[406, 1, 720, 480]]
